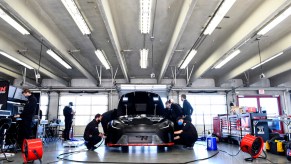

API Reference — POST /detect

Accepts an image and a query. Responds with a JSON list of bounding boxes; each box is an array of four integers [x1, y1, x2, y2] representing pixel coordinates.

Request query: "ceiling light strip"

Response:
[[140, 0, 152, 34], [0, 51, 33, 69], [0, 8, 30, 35], [203, 0, 237, 35], [140, 49, 148, 69], [46, 49, 72, 69], [120, 84, 167, 90], [61, 0, 91, 35], [180, 49, 197, 69], [251, 52, 284, 69], [214, 49, 240, 69], [95, 49, 111, 70], [257, 6, 291, 35]]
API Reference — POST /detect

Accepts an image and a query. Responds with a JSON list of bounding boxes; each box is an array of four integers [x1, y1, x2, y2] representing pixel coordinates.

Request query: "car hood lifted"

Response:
[[106, 91, 174, 147]]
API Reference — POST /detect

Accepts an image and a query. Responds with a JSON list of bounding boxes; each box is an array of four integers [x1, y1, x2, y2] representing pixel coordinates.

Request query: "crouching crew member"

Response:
[[83, 114, 105, 151], [174, 117, 198, 149]]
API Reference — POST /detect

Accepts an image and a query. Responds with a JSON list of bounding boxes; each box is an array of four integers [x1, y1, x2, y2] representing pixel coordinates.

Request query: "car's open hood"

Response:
[[117, 91, 165, 116]]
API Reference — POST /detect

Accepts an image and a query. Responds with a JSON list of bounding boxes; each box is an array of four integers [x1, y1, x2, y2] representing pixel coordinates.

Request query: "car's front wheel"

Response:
[[121, 146, 129, 152]]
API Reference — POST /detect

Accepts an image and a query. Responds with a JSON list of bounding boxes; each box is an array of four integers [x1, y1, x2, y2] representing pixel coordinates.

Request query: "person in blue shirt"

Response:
[[63, 102, 75, 141], [181, 94, 193, 122]]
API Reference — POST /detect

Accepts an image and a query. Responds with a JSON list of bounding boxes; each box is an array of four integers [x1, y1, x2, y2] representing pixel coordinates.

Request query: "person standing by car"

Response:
[[63, 102, 75, 141], [14, 88, 37, 146], [84, 114, 105, 150], [174, 117, 198, 149], [181, 94, 193, 122], [163, 101, 173, 121], [165, 100, 183, 130], [101, 109, 119, 136], [168, 99, 183, 121]]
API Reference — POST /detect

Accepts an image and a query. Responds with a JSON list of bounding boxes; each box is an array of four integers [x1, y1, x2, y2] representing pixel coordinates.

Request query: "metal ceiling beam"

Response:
[[30, 87, 115, 92], [0, 34, 69, 86], [270, 70, 291, 86], [191, 0, 287, 83], [2, 0, 98, 85], [217, 32, 291, 85], [0, 66, 37, 86], [96, 0, 129, 83], [157, 0, 197, 83], [249, 57, 291, 85]]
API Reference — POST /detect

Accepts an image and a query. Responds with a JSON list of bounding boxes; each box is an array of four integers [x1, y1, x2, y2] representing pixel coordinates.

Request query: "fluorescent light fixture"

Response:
[[95, 49, 111, 69], [203, 0, 237, 35], [180, 49, 197, 69], [0, 8, 30, 35], [46, 49, 72, 69], [251, 52, 283, 69], [140, 49, 148, 69], [120, 84, 167, 90], [140, 0, 152, 34], [215, 49, 240, 69], [257, 6, 291, 35], [61, 0, 91, 35], [0, 51, 33, 69]]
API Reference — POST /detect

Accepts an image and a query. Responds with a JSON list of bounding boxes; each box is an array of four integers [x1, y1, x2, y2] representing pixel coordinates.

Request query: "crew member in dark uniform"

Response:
[[83, 114, 104, 150], [168, 99, 183, 122], [63, 102, 75, 141], [169, 99, 183, 119], [15, 88, 37, 146], [181, 94, 193, 122], [174, 117, 198, 149], [163, 101, 173, 121], [164, 100, 183, 130], [101, 109, 119, 136]]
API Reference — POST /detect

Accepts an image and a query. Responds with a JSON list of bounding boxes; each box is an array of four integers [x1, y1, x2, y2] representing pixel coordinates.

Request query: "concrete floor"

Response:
[[2, 140, 290, 164]]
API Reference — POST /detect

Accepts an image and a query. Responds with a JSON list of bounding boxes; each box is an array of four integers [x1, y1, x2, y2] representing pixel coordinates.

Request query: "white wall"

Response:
[[47, 92, 59, 120], [109, 91, 119, 110]]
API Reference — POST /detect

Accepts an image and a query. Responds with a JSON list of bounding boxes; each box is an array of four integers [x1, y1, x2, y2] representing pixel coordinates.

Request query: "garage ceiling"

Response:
[[0, 0, 290, 87]]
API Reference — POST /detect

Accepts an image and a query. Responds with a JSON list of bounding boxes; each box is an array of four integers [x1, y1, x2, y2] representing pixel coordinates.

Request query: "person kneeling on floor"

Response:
[[83, 114, 105, 150], [174, 117, 198, 149]]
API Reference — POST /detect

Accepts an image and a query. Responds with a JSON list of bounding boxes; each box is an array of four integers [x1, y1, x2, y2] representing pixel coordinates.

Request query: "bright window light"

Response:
[[257, 6, 291, 36], [140, 49, 148, 69], [140, 0, 152, 34], [0, 8, 30, 35], [180, 49, 197, 69], [46, 49, 72, 69], [214, 49, 240, 69], [251, 52, 283, 69], [61, 0, 91, 35], [203, 0, 237, 35], [95, 49, 111, 70], [0, 51, 33, 69]]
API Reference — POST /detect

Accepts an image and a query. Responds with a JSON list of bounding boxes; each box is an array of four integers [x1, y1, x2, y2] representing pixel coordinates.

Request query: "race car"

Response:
[[106, 91, 174, 147]]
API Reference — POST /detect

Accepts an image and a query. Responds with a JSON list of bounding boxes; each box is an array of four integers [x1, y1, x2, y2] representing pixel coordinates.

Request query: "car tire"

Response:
[[121, 146, 129, 152]]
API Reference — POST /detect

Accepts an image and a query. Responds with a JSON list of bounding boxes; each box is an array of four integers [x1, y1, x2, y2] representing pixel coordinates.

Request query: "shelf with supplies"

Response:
[[213, 113, 270, 143]]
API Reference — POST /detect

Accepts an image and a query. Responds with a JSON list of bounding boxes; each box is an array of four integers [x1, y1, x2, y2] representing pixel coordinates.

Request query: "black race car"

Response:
[[106, 91, 174, 147]]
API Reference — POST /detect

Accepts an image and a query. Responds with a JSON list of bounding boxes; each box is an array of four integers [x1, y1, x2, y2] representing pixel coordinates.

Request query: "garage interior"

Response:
[[0, 0, 291, 163]]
